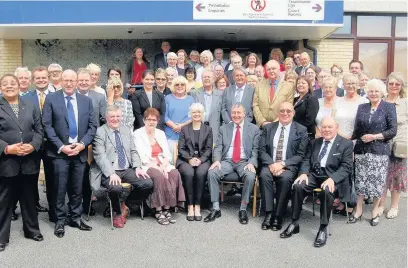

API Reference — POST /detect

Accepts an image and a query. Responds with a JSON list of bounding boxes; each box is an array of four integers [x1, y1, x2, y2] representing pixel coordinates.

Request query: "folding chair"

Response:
[[87, 188, 114, 230]]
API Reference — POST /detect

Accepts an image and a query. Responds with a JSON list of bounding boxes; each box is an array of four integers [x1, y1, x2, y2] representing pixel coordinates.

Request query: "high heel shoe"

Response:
[[348, 213, 362, 223], [370, 215, 380, 226]]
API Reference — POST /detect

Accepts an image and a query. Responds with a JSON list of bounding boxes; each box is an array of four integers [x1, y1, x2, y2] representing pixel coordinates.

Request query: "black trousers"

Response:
[[82, 162, 92, 213], [259, 167, 296, 217], [0, 174, 41, 243], [178, 161, 210, 206], [102, 168, 153, 214], [53, 157, 86, 225], [291, 170, 335, 225]]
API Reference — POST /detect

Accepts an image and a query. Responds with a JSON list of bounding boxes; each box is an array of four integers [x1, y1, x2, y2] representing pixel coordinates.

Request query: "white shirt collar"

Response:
[[63, 92, 76, 100], [36, 89, 49, 96], [323, 135, 337, 144], [235, 84, 246, 91], [234, 120, 245, 129], [278, 121, 292, 130]]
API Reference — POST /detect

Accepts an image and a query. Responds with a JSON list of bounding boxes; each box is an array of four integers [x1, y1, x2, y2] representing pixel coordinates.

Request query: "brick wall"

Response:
[[0, 39, 23, 76]]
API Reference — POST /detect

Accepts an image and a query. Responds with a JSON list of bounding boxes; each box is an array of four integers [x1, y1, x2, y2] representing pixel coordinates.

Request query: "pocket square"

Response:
[[332, 153, 340, 156]]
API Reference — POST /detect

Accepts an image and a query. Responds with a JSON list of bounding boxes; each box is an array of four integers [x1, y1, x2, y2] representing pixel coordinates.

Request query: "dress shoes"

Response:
[[87, 206, 96, 217], [36, 204, 49, 212], [0, 243, 6, 252], [280, 223, 300, 238], [203, 210, 221, 222], [103, 205, 111, 218], [25, 234, 44, 242], [69, 220, 92, 231], [314, 228, 328, 248], [186, 215, 194, 221], [238, 210, 249, 224], [113, 215, 124, 228], [271, 217, 282, 231], [54, 224, 65, 238], [194, 215, 202, 221], [261, 213, 272, 230], [226, 184, 241, 196], [11, 211, 19, 221]]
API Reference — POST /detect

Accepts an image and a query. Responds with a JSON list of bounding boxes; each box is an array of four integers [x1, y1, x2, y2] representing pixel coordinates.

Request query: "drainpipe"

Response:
[[303, 39, 317, 66]]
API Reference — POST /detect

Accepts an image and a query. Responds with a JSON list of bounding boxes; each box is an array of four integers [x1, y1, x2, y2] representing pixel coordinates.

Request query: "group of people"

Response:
[[0, 42, 406, 251]]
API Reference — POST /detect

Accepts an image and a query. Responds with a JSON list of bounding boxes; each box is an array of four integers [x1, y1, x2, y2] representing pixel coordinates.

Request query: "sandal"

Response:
[[386, 208, 398, 219], [155, 211, 169, 225], [163, 210, 176, 224]]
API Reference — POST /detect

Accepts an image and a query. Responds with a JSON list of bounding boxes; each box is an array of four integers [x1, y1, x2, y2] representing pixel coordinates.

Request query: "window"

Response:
[[357, 16, 392, 37], [333, 15, 352, 35], [358, 42, 389, 79], [394, 41, 407, 80], [395, 17, 407, 38]]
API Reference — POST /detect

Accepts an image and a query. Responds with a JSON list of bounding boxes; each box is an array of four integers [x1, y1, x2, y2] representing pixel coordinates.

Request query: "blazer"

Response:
[[312, 88, 344, 99], [191, 88, 223, 139], [293, 93, 319, 138], [131, 89, 166, 130], [42, 91, 97, 162], [153, 52, 168, 70], [299, 135, 354, 184], [258, 121, 308, 174], [221, 84, 255, 124], [176, 123, 213, 168], [213, 120, 260, 167], [351, 100, 397, 156], [226, 70, 234, 85], [89, 124, 141, 190], [81, 90, 106, 127], [0, 97, 43, 177], [253, 79, 294, 127], [132, 127, 175, 172]]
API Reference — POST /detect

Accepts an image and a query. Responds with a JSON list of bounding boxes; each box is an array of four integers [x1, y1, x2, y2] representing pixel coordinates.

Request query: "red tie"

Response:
[[232, 125, 241, 163], [270, 80, 275, 103]]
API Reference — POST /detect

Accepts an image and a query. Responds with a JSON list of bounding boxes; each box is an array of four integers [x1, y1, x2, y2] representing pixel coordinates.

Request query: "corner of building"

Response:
[[0, 39, 23, 76]]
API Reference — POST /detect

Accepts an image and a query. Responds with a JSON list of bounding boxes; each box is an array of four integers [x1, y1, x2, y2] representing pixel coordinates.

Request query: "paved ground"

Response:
[[1, 189, 406, 268]]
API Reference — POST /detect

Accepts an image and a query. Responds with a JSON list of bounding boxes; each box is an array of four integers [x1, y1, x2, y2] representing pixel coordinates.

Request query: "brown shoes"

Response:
[[113, 215, 124, 228]]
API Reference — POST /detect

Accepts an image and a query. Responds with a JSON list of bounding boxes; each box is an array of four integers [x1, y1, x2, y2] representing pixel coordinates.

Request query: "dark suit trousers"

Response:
[[178, 162, 210, 205], [53, 157, 86, 225], [291, 169, 334, 225], [102, 168, 153, 214], [82, 162, 92, 213], [41, 150, 56, 220], [0, 174, 41, 243], [259, 167, 296, 217]]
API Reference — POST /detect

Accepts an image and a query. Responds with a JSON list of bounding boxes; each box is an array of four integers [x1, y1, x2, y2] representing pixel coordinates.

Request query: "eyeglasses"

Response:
[[174, 83, 185, 87], [156, 78, 166, 81], [279, 109, 293, 114], [388, 82, 401, 86], [49, 71, 62, 75], [145, 118, 157, 122]]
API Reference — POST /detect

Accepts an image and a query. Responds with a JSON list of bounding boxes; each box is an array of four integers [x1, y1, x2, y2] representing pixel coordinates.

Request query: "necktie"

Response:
[[269, 81, 275, 103], [39, 92, 45, 111], [114, 130, 126, 169], [232, 125, 241, 163], [65, 96, 78, 139], [318, 140, 330, 164], [164, 53, 168, 65], [235, 88, 243, 104], [275, 126, 285, 162]]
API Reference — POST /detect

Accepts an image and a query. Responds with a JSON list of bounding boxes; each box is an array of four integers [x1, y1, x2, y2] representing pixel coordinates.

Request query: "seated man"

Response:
[[90, 105, 153, 228], [280, 117, 353, 247], [258, 102, 308, 231], [204, 104, 260, 224]]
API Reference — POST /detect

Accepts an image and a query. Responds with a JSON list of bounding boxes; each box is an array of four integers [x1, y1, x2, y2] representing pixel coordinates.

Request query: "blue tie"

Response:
[[65, 96, 78, 139], [114, 130, 126, 169], [318, 140, 330, 164]]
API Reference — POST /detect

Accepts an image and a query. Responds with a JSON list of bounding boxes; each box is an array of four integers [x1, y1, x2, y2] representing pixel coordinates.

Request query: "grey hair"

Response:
[[166, 52, 178, 60], [231, 103, 246, 114], [386, 72, 406, 98], [366, 79, 387, 97], [233, 67, 247, 76], [15, 66, 32, 79], [77, 68, 91, 76], [200, 50, 214, 62], [342, 73, 359, 86], [48, 63, 63, 71], [189, 102, 206, 119], [105, 105, 121, 117], [86, 63, 101, 73]]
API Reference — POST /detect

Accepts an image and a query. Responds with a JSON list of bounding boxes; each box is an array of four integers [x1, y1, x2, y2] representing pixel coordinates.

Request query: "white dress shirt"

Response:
[[319, 135, 336, 168], [226, 121, 247, 160], [36, 88, 50, 98], [272, 122, 292, 162], [63, 92, 79, 143]]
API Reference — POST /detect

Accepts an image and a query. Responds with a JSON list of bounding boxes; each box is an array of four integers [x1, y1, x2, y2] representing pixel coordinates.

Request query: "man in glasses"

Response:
[[47, 63, 63, 91], [258, 102, 308, 231]]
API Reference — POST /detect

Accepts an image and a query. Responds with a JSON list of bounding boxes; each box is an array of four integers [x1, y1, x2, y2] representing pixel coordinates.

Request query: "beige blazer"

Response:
[[253, 79, 294, 126]]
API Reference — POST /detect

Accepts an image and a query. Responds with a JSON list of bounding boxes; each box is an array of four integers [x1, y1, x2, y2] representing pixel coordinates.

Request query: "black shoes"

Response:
[[25, 234, 44, 242], [194, 215, 202, 221], [11, 211, 19, 221], [186, 215, 194, 221], [0, 243, 6, 252], [103, 205, 111, 218], [348, 214, 362, 223], [271, 217, 282, 231], [226, 185, 242, 196], [69, 220, 92, 231], [238, 210, 248, 224], [261, 213, 272, 230], [204, 210, 221, 222], [36, 204, 49, 212], [370, 215, 380, 227], [314, 228, 327, 248], [280, 223, 300, 238], [54, 224, 65, 238]]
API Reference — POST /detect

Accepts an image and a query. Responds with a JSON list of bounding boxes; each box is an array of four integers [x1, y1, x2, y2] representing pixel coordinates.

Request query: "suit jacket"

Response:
[[213, 121, 260, 167], [253, 79, 294, 126], [176, 123, 213, 168], [0, 97, 43, 177], [42, 91, 97, 162], [226, 70, 234, 85], [295, 63, 321, 75], [131, 89, 166, 130], [221, 84, 255, 124], [177, 67, 186, 77], [259, 121, 308, 174], [299, 135, 353, 184], [293, 93, 319, 138], [89, 124, 141, 190], [191, 88, 223, 139], [153, 52, 168, 70], [82, 90, 106, 127], [351, 100, 397, 155]]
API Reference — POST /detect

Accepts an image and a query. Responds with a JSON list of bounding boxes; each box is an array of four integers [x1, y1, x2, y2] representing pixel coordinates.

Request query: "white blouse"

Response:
[[335, 96, 369, 138]]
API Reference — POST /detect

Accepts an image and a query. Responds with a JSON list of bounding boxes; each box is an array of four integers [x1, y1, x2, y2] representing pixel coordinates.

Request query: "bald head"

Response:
[[278, 102, 294, 125], [265, 60, 281, 81], [62, 69, 78, 95], [320, 116, 338, 141]]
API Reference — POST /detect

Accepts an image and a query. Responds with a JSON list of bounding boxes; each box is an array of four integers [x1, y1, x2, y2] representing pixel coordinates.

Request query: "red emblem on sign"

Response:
[[251, 0, 266, 12]]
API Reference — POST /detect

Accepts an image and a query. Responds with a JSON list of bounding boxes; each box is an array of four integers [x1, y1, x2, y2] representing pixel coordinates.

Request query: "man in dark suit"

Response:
[[204, 104, 260, 224], [225, 55, 243, 86], [42, 70, 97, 238], [22, 66, 55, 221], [259, 102, 309, 231], [153, 41, 170, 70], [280, 117, 353, 248], [76, 68, 107, 216], [221, 67, 255, 124]]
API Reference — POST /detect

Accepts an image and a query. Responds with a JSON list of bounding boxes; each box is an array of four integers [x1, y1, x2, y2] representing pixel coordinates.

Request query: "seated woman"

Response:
[[107, 77, 135, 130], [133, 108, 186, 225], [176, 103, 213, 221]]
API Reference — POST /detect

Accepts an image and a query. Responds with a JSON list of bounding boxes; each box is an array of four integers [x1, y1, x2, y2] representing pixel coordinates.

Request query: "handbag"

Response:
[[392, 141, 407, 159]]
